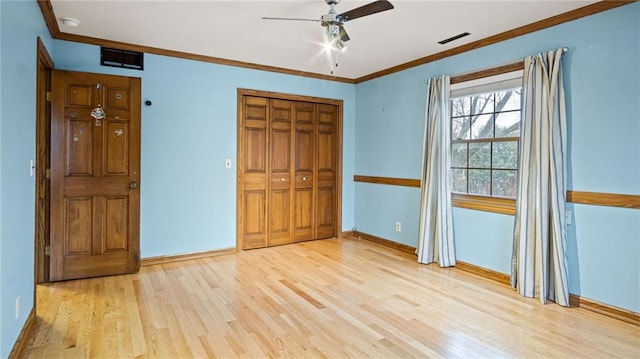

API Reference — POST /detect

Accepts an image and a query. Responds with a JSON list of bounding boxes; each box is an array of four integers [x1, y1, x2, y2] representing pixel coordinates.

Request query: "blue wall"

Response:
[[0, 1, 53, 356], [52, 41, 357, 258], [354, 2, 640, 312], [1, 12, 356, 352], [1, 0, 638, 354], [0, 0, 4, 349]]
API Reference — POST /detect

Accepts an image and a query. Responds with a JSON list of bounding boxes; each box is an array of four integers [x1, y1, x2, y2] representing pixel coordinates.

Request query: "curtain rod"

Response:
[[425, 47, 569, 84]]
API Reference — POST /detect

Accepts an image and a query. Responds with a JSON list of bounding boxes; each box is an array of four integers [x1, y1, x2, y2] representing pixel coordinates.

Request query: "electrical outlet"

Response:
[[565, 210, 572, 225], [395, 222, 401, 232], [15, 296, 20, 320]]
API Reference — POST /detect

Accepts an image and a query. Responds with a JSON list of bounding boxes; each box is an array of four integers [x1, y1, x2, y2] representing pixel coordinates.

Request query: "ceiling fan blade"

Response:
[[338, 25, 350, 42], [262, 17, 321, 22], [338, 0, 394, 22]]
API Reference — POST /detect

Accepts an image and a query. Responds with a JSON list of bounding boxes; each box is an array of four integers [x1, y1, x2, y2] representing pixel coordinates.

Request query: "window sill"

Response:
[[451, 193, 516, 215]]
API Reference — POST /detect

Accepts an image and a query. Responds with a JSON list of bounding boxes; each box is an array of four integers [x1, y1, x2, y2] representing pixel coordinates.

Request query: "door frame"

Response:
[[236, 88, 343, 250], [35, 37, 54, 284]]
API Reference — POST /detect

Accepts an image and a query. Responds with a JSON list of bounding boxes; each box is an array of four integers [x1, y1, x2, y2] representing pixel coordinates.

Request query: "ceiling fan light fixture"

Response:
[[265, 0, 393, 56], [336, 40, 347, 52], [326, 24, 339, 40], [323, 39, 335, 53], [60, 17, 80, 27]]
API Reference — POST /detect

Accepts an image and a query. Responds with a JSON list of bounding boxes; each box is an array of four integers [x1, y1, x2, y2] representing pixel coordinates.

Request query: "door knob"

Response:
[[129, 182, 138, 189], [302, 176, 308, 181], [280, 178, 285, 182]]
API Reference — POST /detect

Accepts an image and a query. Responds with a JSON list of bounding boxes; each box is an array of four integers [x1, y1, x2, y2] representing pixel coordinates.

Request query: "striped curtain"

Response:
[[511, 48, 569, 306], [417, 76, 456, 267]]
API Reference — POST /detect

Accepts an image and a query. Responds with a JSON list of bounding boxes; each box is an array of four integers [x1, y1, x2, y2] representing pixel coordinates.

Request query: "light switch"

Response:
[[30, 160, 35, 177], [225, 159, 232, 169]]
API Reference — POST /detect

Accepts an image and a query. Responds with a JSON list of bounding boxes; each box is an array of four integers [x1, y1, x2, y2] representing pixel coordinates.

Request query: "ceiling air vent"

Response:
[[438, 32, 471, 45], [100, 47, 144, 71]]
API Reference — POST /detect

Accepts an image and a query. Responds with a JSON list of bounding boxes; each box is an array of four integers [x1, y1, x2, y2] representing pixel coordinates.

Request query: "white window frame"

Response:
[[449, 70, 523, 215]]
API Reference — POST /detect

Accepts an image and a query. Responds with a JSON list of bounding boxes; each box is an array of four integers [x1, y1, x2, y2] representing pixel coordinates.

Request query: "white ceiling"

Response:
[[50, 0, 597, 79]]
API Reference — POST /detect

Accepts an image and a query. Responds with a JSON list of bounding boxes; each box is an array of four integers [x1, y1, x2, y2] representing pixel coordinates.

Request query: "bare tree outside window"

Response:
[[451, 89, 521, 198]]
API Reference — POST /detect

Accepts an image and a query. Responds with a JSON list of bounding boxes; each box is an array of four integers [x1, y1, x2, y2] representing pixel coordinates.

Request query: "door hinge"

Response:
[[46, 91, 52, 102], [45, 245, 51, 256], [45, 168, 51, 179]]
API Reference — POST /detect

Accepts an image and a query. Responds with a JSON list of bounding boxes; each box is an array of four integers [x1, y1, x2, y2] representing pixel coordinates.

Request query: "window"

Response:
[[450, 88, 521, 198], [447, 67, 524, 216]]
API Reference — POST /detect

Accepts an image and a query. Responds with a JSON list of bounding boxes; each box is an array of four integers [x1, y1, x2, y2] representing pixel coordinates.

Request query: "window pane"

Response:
[[449, 85, 522, 201], [452, 169, 467, 193], [451, 143, 468, 167], [471, 114, 494, 139], [471, 93, 494, 114], [492, 141, 518, 169], [452, 116, 470, 140], [469, 169, 490, 195], [469, 142, 490, 168], [492, 170, 518, 198], [452, 97, 471, 116], [495, 89, 521, 112], [495, 111, 521, 137]]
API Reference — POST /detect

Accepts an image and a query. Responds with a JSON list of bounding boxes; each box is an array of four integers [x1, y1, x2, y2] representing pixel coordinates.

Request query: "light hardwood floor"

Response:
[[25, 238, 639, 358]]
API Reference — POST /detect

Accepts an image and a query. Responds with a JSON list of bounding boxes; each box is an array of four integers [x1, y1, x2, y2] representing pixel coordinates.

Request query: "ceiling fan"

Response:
[[263, 0, 394, 51]]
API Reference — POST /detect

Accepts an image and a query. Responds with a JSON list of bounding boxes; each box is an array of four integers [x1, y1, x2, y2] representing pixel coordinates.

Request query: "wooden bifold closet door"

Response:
[[237, 90, 341, 250]]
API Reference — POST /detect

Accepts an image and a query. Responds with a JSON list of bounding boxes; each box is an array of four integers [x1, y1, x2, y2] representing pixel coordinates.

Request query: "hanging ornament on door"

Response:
[[91, 105, 106, 126]]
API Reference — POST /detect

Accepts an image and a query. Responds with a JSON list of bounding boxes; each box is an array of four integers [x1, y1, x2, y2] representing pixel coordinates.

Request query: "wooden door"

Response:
[[293, 102, 316, 242], [237, 89, 342, 250], [239, 96, 269, 249], [50, 70, 141, 281], [315, 104, 338, 239], [268, 100, 294, 246]]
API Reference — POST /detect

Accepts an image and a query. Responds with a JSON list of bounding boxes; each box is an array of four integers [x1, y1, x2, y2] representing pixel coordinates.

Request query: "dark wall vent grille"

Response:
[[101, 47, 144, 70]]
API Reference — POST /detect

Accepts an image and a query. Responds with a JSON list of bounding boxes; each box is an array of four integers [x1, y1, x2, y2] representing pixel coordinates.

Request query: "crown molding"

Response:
[[354, 1, 634, 83], [36, 1, 354, 83], [37, 0, 633, 84]]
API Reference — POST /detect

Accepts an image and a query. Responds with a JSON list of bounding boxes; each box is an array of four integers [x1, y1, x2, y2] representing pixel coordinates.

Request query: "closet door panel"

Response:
[[316, 104, 337, 238], [243, 190, 267, 249], [240, 96, 269, 249], [268, 99, 293, 246], [294, 188, 313, 241], [268, 188, 290, 246], [294, 102, 315, 242], [245, 128, 266, 173], [315, 186, 335, 239], [295, 132, 313, 172]]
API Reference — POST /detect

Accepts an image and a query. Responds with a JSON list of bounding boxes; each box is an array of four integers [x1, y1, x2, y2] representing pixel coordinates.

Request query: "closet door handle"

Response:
[[280, 177, 285, 182], [302, 177, 308, 181]]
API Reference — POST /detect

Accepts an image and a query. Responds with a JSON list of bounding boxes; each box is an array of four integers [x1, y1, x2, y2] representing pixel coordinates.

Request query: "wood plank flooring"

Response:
[[24, 238, 639, 358]]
